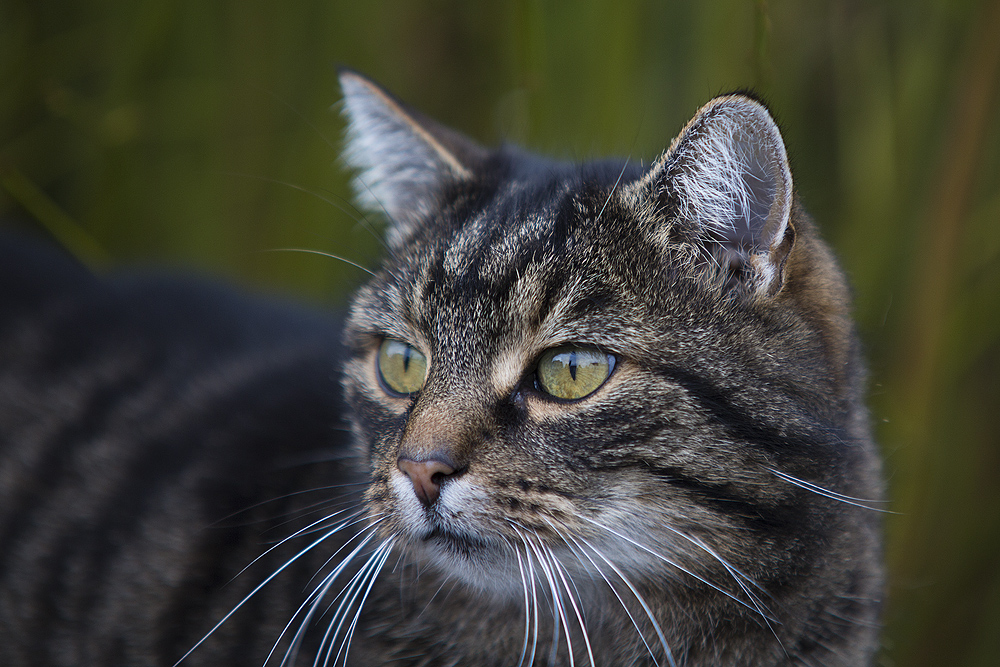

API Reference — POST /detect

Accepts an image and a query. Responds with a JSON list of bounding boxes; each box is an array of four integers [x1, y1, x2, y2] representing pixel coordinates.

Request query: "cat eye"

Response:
[[377, 339, 428, 396], [535, 345, 614, 400]]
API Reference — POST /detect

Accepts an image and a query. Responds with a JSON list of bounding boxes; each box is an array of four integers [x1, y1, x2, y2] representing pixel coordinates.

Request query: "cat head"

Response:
[[337, 69, 873, 619]]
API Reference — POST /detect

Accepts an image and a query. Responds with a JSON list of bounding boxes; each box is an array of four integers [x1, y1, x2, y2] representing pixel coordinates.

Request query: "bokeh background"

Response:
[[2, 1, 999, 665]]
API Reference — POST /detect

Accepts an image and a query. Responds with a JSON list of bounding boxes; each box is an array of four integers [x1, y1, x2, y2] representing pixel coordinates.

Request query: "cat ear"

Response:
[[637, 94, 795, 296], [338, 69, 488, 244]]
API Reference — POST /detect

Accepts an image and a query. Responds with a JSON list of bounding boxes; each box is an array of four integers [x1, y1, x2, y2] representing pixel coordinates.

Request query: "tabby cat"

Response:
[[0, 70, 883, 666]]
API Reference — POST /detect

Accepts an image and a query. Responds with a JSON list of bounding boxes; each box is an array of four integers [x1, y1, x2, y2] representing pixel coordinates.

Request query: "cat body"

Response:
[[0, 72, 882, 666]]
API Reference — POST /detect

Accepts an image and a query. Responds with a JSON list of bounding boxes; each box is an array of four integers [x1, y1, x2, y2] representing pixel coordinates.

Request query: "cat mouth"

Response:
[[421, 526, 493, 556]]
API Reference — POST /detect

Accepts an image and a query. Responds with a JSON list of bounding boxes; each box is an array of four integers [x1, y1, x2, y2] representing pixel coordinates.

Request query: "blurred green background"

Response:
[[2, 0, 999, 665]]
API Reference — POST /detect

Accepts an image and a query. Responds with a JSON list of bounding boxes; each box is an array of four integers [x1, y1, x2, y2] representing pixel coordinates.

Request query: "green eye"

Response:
[[378, 339, 428, 395], [536, 345, 614, 400]]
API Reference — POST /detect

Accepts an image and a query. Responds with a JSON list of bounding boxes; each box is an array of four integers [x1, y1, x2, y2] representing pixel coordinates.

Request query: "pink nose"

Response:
[[397, 458, 456, 506]]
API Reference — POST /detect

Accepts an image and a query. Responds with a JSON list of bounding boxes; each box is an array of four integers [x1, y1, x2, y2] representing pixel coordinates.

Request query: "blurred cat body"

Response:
[[0, 72, 882, 666]]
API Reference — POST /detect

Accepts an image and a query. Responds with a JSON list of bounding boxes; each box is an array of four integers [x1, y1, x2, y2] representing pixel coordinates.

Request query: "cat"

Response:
[[0, 70, 883, 666]]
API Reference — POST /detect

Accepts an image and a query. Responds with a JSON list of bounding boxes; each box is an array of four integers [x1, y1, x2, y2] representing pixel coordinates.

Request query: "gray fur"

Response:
[[0, 73, 882, 667], [339, 73, 883, 666]]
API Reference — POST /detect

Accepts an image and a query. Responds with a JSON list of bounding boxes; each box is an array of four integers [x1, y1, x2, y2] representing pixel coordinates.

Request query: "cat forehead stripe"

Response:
[[442, 183, 563, 281]]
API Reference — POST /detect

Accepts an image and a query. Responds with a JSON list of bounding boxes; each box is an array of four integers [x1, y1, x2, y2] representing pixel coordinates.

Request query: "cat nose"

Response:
[[397, 457, 456, 506]]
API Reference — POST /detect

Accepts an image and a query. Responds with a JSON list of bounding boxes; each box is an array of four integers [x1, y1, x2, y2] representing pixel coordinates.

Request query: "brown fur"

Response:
[[338, 72, 883, 665], [0, 73, 882, 667]]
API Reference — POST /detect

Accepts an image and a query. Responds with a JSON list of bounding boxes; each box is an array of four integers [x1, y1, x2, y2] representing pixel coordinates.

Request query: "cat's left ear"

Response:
[[634, 94, 795, 297], [339, 69, 488, 244]]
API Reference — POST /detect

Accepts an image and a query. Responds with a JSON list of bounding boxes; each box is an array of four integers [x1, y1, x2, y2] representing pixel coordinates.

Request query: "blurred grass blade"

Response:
[[0, 166, 109, 269]]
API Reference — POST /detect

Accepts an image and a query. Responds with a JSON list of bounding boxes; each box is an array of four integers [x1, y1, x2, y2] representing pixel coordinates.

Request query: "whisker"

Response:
[[573, 534, 677, 667], [583, 516, 789, 657], [565, 534, 660, 666], [258, 87, 340, 153], [596, 157, 631, 223], [208, 483, 365, 529], [546, 541, 596, 667], [335, 540, 395, 667], [415, 577, 450, 620], [313, 540, 388, 667], [173, 515, 371, 667], [537, 517, 664, 667], [525, 533, 573, 667], [660, 520, 767, 595], [256, 498, 368, 540], [270, 522, 386, 667], [324, 540, 394, 667], [278, 548, 357, 667], [658, 525, 782, 639], [351, 174, 398, 247], [293, 534, 393, 667], [265, 248, 377, 277], [303, 515, 388, 589], [524, 534, 541, 667], [274, 445, 366, 468], [768, 468, 893, 513], [545, 546, 574, 667], [311, 552, 379, 666], [582, 517, 762, 616], [516, 529, 561, 666], [231, 509, 365, 595], [513, 541, 533, 667], [217, 171, 388, 252]]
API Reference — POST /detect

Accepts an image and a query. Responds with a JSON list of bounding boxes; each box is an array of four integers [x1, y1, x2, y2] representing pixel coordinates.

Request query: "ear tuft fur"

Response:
[[338, 70, 487, 245], [636, 94, 795, 296]]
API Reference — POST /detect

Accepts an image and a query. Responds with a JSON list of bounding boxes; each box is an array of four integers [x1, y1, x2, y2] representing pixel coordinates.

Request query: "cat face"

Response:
[[337, 71, 879, 646]]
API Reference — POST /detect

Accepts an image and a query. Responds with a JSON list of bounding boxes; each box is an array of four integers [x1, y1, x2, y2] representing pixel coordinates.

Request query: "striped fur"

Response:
[[0, 72, 882, 666]]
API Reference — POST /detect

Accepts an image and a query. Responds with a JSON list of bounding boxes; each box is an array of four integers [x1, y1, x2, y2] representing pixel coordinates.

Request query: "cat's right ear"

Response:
[[338, 69, 488, 245]]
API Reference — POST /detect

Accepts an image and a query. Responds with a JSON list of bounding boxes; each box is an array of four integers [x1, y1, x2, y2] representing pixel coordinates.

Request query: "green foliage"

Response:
[[2, 1, 999, 665]]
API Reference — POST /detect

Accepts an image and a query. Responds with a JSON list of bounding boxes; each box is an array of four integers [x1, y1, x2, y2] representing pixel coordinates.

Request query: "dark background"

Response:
[[2, 1, 999, 665]]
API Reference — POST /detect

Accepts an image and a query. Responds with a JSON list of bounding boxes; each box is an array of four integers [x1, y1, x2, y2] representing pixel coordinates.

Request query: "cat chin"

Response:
[[411, 535, 528, 598]]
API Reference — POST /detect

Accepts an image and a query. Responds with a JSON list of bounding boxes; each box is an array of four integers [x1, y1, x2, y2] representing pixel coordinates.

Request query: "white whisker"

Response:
[[336, 540, 394, 666], [521, 531, 570, 667], [231, 509, 364, 583], [265, 248, 377, 278], [547, 541, 596, 667], [596, 158, 631, 223], [583, 516, 788, 657], [208, 483, 364, 529], [768, 468, 892, 513], [513, 541, 533, 667], [573, 534, 676, 667], [568, 536, 659, 666], [582, 516, 762, 616], [526, 537, 541, 667], [173, 514, 372, 667], [304, 515, 388, 588], [658, 525, 782, 643], [271, 524, 385, 667], [307, 538, 392, 667], [539, 518, 664, 667]]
